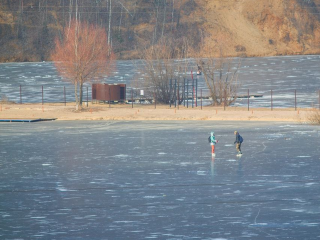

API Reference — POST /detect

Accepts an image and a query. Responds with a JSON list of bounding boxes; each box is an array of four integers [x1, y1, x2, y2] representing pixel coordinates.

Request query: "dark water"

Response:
[[0, 55, 319, 108], [0, 121, 320, 239]]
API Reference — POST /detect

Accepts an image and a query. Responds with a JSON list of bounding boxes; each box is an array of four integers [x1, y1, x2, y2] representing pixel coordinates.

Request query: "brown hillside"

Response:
[[0, 0, 319, 62], [196, 0, 320, 57]]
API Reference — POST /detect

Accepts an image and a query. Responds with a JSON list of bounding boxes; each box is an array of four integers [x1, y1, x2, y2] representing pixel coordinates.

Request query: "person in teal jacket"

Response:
[[208, 132, 218, 155]]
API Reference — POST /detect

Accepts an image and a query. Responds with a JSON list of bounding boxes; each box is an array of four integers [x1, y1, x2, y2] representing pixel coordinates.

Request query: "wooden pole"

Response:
[[177, 83, 180, 110], [187, 80, 189, 108], [109, 88, 111, 108], [42, 86, 44, 105], [318, 90, 320, 110], [195, 78, 198, 107], [169, 79, 172, 108], [201, 89, 202, 110], [174, 79, 177, 108], [247, 89, 249, 111], [183, 78, 186, 107], [64, 86, 66, 106], [224, 89, 226, 111], [20, 85, 22, 104], [271, 89, 273, 111], [295, 89, 297, 111], [192, 77, 194, 108]]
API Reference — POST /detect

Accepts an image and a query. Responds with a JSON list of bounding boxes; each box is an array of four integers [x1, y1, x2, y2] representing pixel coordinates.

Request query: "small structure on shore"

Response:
[[92, 83, 126, 103]]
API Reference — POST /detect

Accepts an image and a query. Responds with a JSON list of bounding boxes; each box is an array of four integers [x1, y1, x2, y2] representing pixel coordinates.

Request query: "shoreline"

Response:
[[0, 103, 314, 123]]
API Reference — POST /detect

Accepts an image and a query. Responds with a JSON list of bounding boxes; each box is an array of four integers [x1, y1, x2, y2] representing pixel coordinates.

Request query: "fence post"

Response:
[[87, 87, 89, 107], [191, 71, 193, 107], [295, 89, 297, 111], [201, 89, 202, 110], [318, 90, 320, 110], [224, 89, 226, 111], [175, 79, 177, 107], [247, 89, 249, 111], [20, 85, 22, 104], [169, 79, 172, 108], [131, 88, 133, 108], [192, 79, 194, 108], [183, 78, 186, 107], [177, 83, 180, 110], [64, 86, 66, 106], [271, 89, 273, 111], [42, 86, 44, 105], [109, 88, 111, 108], [154, 92, 156, 109], [196, 78, 198, 107], [187, 80, 189, 108]]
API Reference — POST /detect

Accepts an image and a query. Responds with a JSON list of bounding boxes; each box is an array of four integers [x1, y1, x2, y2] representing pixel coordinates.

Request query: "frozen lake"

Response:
[[0, 55, 319, 108], [0, 121, 319, 239]]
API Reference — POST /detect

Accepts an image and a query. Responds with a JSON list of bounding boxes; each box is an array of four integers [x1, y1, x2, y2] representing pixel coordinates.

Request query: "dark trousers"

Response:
[[236, 143, 242, 153]]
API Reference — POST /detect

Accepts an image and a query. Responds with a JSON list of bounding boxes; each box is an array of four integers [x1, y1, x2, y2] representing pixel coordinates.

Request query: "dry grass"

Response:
[[307, 109, 320, 125]]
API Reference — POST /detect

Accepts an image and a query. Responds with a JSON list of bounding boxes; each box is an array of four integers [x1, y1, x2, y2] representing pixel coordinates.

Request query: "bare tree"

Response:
[[51, 18, 115, 109], [171, 0, 175, 31], [108, 0, 112, 48], [161, 0, 167, 38], [141, 37, 190, 104], [197, 43, 241, 106]]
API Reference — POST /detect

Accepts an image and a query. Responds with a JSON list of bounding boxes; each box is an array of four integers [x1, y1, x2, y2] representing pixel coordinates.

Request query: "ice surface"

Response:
[[0, 121, 319, 239]]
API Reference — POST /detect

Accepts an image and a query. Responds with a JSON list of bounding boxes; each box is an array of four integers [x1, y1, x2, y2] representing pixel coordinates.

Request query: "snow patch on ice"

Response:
[[143, 196, 162, 199], [42, 163, 52, 166], [305, 182, 316, 186], [197, 171, 207, 175], [281, 208, 306, 213], [114, 154, 129, 158], [301, 222, 319, 227], [180, 162, 192, 166]]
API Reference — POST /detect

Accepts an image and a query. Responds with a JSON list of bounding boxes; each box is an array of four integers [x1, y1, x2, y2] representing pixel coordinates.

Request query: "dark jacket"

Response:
[[234, 132, 241, 144]]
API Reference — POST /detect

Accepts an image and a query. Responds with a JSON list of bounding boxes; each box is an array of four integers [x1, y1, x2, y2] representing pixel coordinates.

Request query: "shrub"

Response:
[[0, 95, 8, 104], [0, 95, 15, 104], [307, 110, 320, 125]]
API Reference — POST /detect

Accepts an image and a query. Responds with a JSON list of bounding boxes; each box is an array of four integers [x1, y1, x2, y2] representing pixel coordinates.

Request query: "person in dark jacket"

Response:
[[234, 131, 242, 155]]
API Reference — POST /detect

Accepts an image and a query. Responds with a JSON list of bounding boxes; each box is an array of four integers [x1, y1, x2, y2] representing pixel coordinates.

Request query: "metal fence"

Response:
[[1, 84, 320, 110]]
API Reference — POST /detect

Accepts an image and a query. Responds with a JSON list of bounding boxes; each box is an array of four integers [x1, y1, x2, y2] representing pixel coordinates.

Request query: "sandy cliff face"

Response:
[[197, 0, 320, 57], [0, 0, 319, 62]]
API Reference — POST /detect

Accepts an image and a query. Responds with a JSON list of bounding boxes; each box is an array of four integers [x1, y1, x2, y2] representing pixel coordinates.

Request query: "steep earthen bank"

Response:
[[0, 0, 319, 62]]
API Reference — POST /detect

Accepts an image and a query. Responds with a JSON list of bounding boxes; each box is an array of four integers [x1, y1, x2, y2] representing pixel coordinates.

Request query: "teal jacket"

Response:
[[208, 134, 217, 145]]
